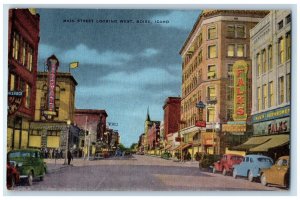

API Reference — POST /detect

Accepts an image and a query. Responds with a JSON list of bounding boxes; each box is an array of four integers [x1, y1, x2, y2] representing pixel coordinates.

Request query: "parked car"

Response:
[[6, 161, 20, 190], [232, 154, 273, 182], [7, 149, 47, 186], [161, 152, 172, 159], [260, 156, 290, 188], [212, 154, 244, 176]]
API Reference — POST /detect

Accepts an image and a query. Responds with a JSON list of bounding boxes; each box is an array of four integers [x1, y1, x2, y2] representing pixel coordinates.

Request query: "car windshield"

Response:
[[257, 157, 272, 163], [9, 151, 32, 159]]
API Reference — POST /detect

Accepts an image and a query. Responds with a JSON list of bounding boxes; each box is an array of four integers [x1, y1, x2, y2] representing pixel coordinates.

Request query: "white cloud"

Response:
[[140, 48, 160, 57], [151, 10, 200, 30], [38, 43, 160, 66], [38, 43, 132, 66]]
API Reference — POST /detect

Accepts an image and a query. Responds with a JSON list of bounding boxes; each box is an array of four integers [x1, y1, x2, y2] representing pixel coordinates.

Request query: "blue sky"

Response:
[[37, 9, 200, 147]]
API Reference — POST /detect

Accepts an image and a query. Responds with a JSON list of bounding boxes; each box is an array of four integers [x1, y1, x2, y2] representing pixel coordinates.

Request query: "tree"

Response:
[[118, 143, 127, 151], [130, 143, 138, 150]]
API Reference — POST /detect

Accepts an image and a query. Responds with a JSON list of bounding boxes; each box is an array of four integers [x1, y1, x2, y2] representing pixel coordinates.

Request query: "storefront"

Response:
[[233, 106, 290, 160]]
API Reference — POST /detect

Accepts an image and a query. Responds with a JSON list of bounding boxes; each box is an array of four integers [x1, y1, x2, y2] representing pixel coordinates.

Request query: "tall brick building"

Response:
[[163, 97, 181, 142], [7, 9, 40, 151], [179, 10, 269, 156]]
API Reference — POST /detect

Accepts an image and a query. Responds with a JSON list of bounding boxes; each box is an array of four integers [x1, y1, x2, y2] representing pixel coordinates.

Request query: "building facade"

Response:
[[29, 71, 78, 151], [7, 9, 40, 151], [179, 10, 269, 157], [74, 109, 108, 157], [144, 108, 160, 152], [147, 121, 161, 154], [233, 10, 291, 160], [163, 97, 181, 141]]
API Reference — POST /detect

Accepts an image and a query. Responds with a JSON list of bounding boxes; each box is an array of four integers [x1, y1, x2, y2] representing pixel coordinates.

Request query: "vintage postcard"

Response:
[[5, 7, 293, 193]]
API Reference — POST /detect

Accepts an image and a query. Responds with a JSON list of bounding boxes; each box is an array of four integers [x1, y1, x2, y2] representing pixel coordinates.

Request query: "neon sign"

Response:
[[233, 60, 248, 121]]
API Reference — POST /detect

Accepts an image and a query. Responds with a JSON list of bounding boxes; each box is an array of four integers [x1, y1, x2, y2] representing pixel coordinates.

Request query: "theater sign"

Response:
[[232, 60, 248, 122]]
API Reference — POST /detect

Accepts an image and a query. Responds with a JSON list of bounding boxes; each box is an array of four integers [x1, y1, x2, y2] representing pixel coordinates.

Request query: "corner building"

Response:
[[233, 10, 291, 160], [179, 10, 269, 156], [7, 9, 40, 151]]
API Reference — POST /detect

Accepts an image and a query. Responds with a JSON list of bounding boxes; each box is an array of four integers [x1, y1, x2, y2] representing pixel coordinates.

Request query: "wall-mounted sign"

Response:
[[196, 101, 206, 109], [253, 117, 290, 135], [222, 124, 246, 132], [45, 55, 59, 120], [252, 105, 290, 123], [233, 60, 248, 121], [195, 120, 206, 127], [8, 91, 24, 115]]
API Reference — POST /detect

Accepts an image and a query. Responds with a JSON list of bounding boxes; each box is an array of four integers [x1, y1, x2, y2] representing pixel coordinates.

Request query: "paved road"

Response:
[[11, 155, 286, 192]]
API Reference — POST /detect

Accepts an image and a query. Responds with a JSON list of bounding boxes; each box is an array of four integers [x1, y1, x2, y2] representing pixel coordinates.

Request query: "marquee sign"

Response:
[[232, 60, 248, 121], [45, 55, 59, 120], [222, 124, 246, 132]]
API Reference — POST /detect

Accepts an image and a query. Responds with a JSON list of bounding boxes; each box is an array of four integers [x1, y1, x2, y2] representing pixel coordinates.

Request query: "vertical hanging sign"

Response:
[[233, 60, 248, 121], [44, 55, 59, 119]]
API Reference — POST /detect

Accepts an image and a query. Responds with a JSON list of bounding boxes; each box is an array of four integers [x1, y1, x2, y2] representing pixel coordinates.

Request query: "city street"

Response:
[[12, 155, 285, 192]]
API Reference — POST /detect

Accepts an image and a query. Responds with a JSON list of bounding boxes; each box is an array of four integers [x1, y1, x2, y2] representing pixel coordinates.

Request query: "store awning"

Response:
[[249, 134, 289, 152], [173, 143, 192, 151], [231, 135, 271, 151]]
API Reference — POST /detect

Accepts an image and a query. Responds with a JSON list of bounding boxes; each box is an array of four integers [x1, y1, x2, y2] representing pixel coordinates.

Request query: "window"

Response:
[[27, 47, 33, 71], [286, 32, 291, 60], [262, 84, 268, 109], [278, 20, 283, 30], [207, 86, 216, 100], [207, 107, 215, 122], [257, 87, 261, 111], [268, 45, 273, 70], [226, 108, 233, 121], [236, 44, 244, 57], [279, 37, 285, 64], [227, 44, 235, 57], [21, 40, 26, 66], [9, 74, 16, 91], [279, 76, 284, 104], [198, 50, 202, 64], [287, 74, 291, 102], [25, 83, 31, 108], [198, 33, 202, 47], [262, 49, 267, 73], [208, 45, 217, 58], [207, 65, 216, 79], [286, 14, 291, 24], [227, 64, 234, 101], [236, 25, 245, 38], [208, 26, 217, 40], [257, 53, 261, 76], [12, 32, 20, 60], [269, 81, 274, 107], [227, 25, 235, 38]]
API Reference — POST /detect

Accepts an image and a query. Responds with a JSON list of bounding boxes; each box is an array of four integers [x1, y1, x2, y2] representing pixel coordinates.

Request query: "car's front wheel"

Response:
[[27, 172, 33, 186], [260, 173, 268, 186], [40, 168, 46, 181], [233, 168, 237, 179], [248, 171, 254, 182], [222, 168, 227, 176]]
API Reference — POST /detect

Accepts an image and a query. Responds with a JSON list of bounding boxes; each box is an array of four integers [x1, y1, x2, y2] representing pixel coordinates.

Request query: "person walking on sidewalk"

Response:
[[67, 150, 73, 165]]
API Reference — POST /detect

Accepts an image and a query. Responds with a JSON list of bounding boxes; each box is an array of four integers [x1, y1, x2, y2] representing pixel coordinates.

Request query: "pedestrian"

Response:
[[49, 149, 53, 159], [67, 150, 73, 165], [60, 149, 63, 159], [52, 149, 55, 159]]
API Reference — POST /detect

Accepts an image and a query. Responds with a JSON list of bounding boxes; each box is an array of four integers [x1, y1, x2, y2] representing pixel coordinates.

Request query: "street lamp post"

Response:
[[64, 120, 71, 165]]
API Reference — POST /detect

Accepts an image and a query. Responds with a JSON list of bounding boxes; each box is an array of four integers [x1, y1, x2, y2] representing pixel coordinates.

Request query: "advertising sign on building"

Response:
[[222, 124, 246, 132], [8, 91, 23, 115], [232, 60, 248, 121], [195, 120, 206, 127], [45, 55, 59, 119]]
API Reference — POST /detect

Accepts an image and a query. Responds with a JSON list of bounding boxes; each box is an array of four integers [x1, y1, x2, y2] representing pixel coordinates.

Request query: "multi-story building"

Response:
[[179, 10, 269, 157], [74, 109, 108, 157], [7, 9, 40, 151], [163, 97, 181, 142], [144, 108, 160, 152], [147, 121, 161, 154], [233, 10, 291, 160], [137, 133, 145, 153], [29, 70, 78, 151]]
